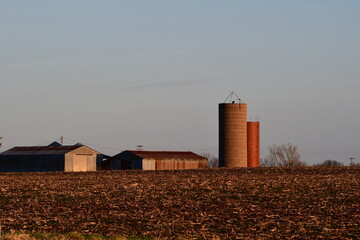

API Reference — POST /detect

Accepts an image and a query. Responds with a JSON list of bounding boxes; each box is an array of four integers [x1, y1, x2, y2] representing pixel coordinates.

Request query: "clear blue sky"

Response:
[[1, 0, 359, 165]]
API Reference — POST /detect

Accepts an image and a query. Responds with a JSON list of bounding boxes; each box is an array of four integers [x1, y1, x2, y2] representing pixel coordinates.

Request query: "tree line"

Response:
[[203, 143, 358, 167]]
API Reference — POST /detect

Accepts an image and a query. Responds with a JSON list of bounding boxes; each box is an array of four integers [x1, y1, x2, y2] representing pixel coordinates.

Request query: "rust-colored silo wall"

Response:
[[247, 121, 260, 167], [219, 103, 248, 168]]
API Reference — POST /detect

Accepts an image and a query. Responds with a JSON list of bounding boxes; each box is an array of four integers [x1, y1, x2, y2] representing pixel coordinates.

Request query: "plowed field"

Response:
[[0, 168, 359, 239]]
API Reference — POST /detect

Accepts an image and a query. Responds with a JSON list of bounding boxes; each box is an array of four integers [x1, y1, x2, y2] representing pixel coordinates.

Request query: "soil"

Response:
[[0, 168, 359, 239]]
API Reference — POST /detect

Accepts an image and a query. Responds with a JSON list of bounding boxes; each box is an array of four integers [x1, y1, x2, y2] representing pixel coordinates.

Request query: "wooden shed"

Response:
[[107, 150, 208, 170], [0, 143, 101, 172]]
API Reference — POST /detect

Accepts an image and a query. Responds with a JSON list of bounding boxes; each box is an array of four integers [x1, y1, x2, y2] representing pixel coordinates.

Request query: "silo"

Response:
[[219, 102, 248, 168], [247, 121, 260, 167]]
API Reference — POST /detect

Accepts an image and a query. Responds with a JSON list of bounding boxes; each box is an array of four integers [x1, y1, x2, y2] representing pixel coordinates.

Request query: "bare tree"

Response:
[[315, 160, 344, 167], [201, 153, 219, 168], [263, 143, 306, 167], [260, 157, 277, 167]]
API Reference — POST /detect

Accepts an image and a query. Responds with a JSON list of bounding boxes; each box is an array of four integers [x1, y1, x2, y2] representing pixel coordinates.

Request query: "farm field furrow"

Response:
[[0, 168, 359, 239]]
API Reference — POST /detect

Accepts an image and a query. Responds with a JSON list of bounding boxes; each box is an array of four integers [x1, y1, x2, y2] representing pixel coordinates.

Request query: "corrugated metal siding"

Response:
[[143, 159, 156, 170], [132, 159, 142, 170], [109, 151, 142, 170], [99, 159, 110, 170], [198, 161, 208, 168], [109, 151, 208, 171], [110, 158, 122, 170], [96, 154, 104, 170], [0, 155, 64, 172], [0, 145, 99, 172], [65, 146, 98, 172], [155, 159, 208, 170]]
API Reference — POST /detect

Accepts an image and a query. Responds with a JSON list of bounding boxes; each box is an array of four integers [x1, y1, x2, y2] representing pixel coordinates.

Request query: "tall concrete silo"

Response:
[[219, 94, 248, 168], [247, 121, 260, 167]]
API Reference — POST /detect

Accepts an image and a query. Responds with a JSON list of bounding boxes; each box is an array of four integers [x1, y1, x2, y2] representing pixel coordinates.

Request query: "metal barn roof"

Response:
[[127, 150, 207, 160], [0, 144, 84, 155]]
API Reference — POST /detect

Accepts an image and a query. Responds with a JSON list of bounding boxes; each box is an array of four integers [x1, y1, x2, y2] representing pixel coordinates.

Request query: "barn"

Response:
[[107, 150, 208, 170], [0, 142, 101, 172]]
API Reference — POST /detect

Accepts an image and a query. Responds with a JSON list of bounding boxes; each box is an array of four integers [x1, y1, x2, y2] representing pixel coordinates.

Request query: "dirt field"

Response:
[[0, 168, 359, 239]]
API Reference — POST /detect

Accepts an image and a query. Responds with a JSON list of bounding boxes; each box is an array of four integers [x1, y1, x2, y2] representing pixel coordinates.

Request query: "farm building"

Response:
[[0, 142, 102, 172], [106, 150, 208, 170]]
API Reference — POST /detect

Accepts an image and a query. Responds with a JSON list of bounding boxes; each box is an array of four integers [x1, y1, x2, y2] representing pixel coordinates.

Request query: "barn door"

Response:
[[73, 155, 87, 172]]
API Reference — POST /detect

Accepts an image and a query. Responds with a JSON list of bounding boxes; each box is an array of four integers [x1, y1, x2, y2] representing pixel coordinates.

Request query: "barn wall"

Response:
[[64, 146, 97, 172], [99, 159, 110, 170], [198, 160, 208, 168], [96, 154, 104, 170], [155, 159, 208, 170], [143, 158, 156, 170], [110, 151, 143, 170], [109, 151, 208, 171], [131, 159, 142, 170], [74, 155, 88, 172], [0, 155, 64, 172]]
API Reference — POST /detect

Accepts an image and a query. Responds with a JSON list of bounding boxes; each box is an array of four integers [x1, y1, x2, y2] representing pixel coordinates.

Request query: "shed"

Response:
[[0, 143, 101, 172], [108, 150, 208, 170]]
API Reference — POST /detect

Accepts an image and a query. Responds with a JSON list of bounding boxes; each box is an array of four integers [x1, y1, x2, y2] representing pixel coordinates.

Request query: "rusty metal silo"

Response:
[[247, 121, 260, 167], [219, 93, 248, 168]]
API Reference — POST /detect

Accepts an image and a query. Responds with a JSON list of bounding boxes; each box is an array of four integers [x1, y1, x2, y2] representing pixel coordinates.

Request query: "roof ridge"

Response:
[[125, 150, 207, 160]]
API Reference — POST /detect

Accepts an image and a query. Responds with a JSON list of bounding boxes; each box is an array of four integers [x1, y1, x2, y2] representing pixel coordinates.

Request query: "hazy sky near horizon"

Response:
[[1, 0, 359, 165]]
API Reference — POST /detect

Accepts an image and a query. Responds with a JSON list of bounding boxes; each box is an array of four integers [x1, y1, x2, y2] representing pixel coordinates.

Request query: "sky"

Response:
[[1, 0, 359, 165]]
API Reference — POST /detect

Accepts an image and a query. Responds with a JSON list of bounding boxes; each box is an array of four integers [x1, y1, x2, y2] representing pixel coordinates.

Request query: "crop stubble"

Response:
[[0, 168, 359, 239]]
